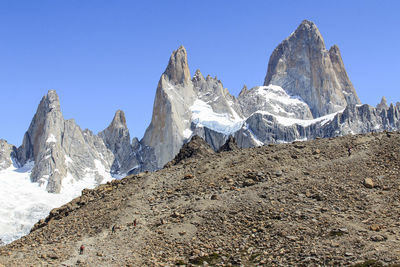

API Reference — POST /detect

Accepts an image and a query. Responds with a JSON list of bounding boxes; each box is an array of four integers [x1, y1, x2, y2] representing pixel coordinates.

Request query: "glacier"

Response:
[[0, 160, 113, 245]]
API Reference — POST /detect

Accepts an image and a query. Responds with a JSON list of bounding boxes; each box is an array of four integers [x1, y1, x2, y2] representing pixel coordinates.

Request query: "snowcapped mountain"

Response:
[[1, 19, 400, 245]]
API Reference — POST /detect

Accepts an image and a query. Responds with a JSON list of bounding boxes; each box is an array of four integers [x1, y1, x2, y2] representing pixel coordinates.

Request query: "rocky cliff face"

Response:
[[16, 90, 69, 192], [141, 46, 197, 169], [233, 103, 400, 148], [99, 110, 141, 175], [0, 140, 16, 170], [264, 20, 360, 118], [14, 90, 115, 193]]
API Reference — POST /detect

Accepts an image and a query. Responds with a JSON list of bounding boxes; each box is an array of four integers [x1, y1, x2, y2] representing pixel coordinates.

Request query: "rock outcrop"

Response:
[[264, 20, 360, 118], [0, 140, 16, 170], [376, 96, 388, 110], [99, 110, 141, 175], [141, 46, 197, 169], [218, 135, 239, 152], [165, 135, 214, 167]]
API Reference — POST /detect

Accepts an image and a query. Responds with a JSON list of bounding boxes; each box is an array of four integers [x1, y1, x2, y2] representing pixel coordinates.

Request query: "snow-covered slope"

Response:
[[0, 161, 113, 244], [238, 85, 313, 119], [190, 99, 244, 135]]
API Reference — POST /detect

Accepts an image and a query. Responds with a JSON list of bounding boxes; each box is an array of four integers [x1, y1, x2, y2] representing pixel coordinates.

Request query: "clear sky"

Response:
[[0, 0, 399, 146]]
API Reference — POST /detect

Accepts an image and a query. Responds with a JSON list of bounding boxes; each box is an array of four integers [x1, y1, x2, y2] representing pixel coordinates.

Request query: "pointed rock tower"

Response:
[[264, 20, 360, 118], [99, 110, 141, 175], [17, 90, 68, 192], [17, 90, 114, 193], [141, 46, 197, 168], [376, 96, 388, 110]]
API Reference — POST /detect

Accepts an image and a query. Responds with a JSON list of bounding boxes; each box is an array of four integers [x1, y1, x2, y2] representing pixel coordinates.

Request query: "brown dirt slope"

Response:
[[1, 131, 400, 266]]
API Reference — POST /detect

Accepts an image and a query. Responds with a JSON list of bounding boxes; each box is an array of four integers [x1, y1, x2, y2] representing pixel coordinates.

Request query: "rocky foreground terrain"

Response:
[[1, 131, 400, 266]]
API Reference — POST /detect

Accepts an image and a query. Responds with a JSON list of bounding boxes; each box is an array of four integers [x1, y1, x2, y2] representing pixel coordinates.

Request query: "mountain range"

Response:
[[1, 20, 400, 194]]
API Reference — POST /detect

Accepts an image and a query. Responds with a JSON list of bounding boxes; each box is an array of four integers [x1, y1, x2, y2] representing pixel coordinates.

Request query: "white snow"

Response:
[[256, 109, 342, 127], [183, 128, 193, 139], [64, 155, 73, 165], [190, 99, 244, 135], [93, 159, 112, 179], [254, 85, 310, 117], [0, 159, 114, 245], [46, 134, 57, 143], [256, 85, 305, 106]]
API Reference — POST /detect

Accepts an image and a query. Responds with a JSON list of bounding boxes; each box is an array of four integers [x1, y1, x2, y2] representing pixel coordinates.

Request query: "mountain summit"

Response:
[[264, 20, 360, 118], [141, 46, 197, 168], [163, 45, 192, 86]]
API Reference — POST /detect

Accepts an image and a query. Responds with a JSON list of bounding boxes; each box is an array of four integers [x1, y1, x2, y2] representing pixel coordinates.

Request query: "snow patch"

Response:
[[183, 128, 193, 139], [190, 99, 244, 135], [46, 134, 57, 143], [256, 109, 342, 127], [65, 155, 73, 165], [255, 85, 309, 115]]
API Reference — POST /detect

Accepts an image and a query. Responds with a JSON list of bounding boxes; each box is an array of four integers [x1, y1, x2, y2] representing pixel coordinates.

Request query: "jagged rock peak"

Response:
[[239, 85, 248, 97], [165, 136, 214, 167], [17, 90, 64, 166], [41, 89, 61, 113], [218, 136, 239, 152], [164, 45, 191, 86], [192, 69, 205, 82], [109, 110, 127, 129], [376, 96, 388, 110], [264, 19, 360, 118], [294, 19, 324, 42]]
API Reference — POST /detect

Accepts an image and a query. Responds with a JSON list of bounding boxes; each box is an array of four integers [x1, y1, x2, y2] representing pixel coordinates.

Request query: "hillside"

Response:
[[1, 131, 400, 266]]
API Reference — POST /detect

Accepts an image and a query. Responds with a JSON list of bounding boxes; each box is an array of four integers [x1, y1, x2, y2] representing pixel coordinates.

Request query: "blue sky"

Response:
[[0, 0, 399, 146]]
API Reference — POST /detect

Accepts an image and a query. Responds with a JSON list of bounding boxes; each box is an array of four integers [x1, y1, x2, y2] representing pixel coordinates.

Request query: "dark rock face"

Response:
[[264, 20, 360, 118], [165, 135, 214, 167], [218, 136, 239, 152]]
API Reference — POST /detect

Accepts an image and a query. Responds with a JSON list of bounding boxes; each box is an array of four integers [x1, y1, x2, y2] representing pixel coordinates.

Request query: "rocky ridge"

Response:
[[1, 131, 400, 266]]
